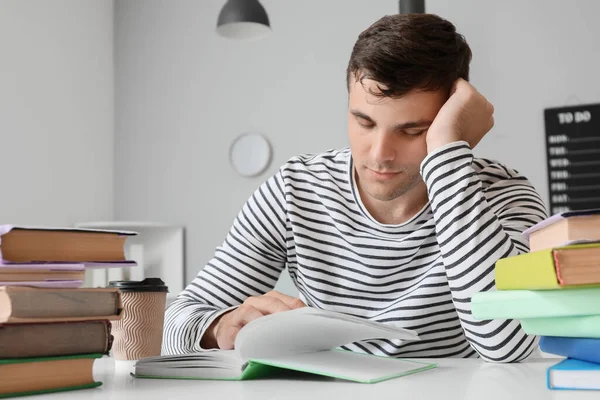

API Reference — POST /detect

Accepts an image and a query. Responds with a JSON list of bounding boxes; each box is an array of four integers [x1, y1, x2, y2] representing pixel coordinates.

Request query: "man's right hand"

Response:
[[201, 291, 306, 350]]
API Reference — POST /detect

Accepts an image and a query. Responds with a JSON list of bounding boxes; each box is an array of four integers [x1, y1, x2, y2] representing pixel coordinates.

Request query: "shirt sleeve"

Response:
[[161, 170, 288, 355], [420, 140, 548, 362]]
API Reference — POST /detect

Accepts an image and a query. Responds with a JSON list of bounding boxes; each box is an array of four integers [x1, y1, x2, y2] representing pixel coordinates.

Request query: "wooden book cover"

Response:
[[0, 320, 112, 358], [0, 286, 122, 323], [0, 225, 136, 263], [0, 354, 102, 398]]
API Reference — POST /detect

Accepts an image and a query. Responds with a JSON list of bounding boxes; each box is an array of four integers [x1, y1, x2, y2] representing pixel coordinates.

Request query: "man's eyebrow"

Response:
[[392, 120, 433, 130], [350, 109, 374, 122], [351, 109, 433, 130]]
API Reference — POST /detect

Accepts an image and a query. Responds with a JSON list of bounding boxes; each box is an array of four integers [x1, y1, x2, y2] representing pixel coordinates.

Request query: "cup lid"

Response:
[[108, 277, 168, 293]]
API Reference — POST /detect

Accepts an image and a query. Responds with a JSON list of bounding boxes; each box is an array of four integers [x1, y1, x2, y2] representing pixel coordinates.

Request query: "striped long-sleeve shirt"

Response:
[[162, 141, 548, 362]]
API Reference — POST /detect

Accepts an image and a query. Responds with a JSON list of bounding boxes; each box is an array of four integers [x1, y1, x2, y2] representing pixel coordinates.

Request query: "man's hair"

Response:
[[346, 14, 472, 98]]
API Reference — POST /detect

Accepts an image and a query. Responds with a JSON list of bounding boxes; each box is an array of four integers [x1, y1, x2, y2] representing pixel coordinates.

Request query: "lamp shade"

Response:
[[217, 0, 271, 40], [399, 0, 425, 14]]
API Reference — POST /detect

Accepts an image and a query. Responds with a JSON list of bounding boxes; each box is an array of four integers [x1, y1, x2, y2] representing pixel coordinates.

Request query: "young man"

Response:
[[163, 14, 547, 362]]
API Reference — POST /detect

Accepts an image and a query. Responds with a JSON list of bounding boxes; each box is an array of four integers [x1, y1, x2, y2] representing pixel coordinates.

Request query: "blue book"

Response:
[[547, 358, 600, 390], [540, 336, 600, 364]]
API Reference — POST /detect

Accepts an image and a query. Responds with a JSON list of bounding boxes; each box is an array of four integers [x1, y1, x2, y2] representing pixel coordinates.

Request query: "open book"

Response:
[[134, 307, 436, 383]]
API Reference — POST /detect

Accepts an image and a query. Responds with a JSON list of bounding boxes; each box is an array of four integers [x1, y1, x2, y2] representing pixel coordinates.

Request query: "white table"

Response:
[[27, 357, 597, 400]]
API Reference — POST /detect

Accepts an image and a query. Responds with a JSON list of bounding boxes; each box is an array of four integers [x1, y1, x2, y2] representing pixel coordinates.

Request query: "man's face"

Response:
[[348, 78, 447, 202]]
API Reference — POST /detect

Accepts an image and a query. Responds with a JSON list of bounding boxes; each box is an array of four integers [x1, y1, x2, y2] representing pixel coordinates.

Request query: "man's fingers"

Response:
[[235, 303, 266, 325], [264, 291, 306, 309], [216, 324, 240, 350], [245, 295, 292, 314], [214, 294, 306, 350], [217, 304, 265, 349]]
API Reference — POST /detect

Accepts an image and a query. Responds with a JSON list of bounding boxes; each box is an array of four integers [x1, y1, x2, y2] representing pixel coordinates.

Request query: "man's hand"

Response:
[[201, 291, 306, 350], [426, 78, 495, 153]]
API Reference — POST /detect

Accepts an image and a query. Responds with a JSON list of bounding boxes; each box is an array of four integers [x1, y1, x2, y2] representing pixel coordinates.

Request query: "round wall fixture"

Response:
[[229, 133, 272, 177]]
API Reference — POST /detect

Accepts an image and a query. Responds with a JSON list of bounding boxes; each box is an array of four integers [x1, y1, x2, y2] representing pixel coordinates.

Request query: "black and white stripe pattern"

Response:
[[163, 141, 548, 362]]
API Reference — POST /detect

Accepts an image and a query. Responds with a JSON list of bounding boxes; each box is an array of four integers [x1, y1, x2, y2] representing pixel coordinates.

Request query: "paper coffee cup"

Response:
[[108, 278, 168, 360]]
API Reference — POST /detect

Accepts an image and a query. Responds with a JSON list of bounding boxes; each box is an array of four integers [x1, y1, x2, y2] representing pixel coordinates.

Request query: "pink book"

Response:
[[0, 263, 85, 271], [523, 208, 600, 239], [0, 280, 84, 288], [0, 261, 136, 268]]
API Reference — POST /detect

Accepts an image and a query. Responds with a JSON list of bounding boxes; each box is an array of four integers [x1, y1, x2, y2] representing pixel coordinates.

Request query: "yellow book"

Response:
[[495, 243, 600, 290]]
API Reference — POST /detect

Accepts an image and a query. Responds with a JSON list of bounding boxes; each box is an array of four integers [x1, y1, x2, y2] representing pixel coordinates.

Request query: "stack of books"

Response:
[[472, 209, 600, 391], [0, 226, 136, 397]]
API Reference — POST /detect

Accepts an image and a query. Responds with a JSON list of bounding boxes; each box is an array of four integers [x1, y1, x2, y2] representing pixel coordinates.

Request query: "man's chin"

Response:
[[362, 178, 422, 201], [369, 193, 400, 202], [363, 186, 405, 202]]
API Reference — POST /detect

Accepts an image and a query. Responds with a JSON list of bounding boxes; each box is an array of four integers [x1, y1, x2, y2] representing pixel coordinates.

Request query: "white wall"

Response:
[[114, 0, 600, 294], [429, 0, 600, 203], [114, 0, 380, 293], [0, 0, 114, 227]]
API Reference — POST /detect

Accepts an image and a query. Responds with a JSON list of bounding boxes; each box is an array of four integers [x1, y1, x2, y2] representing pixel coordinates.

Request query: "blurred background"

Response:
[[1, 0, 599, 295]]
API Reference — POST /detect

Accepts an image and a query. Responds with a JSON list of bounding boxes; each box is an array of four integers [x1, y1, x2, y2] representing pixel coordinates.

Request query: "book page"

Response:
[[236, 307, 418, 361], [250, 349, 434, 383], [134, 350, 246, 379]]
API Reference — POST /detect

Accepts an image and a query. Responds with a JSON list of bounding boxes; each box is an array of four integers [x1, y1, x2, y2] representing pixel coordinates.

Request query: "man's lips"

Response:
[[367, 168, 401, 180]]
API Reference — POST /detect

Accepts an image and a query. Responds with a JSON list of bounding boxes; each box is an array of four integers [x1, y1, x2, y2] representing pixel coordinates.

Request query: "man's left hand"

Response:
[[426, 78, 495, 153]]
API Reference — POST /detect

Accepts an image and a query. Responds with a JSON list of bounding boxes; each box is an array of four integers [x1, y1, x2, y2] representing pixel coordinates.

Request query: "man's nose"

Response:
[[371, 132, 396, 165]]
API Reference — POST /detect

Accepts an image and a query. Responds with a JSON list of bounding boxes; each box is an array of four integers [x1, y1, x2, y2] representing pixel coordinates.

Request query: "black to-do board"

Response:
[[544, 103, 600, 215]]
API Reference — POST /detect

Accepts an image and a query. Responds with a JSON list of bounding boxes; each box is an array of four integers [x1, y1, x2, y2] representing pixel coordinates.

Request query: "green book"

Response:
[[471, 287, 600, 320], [134, 308, 436, 383], [521, 316, 600, 338], [0, 353, 102, 398]]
